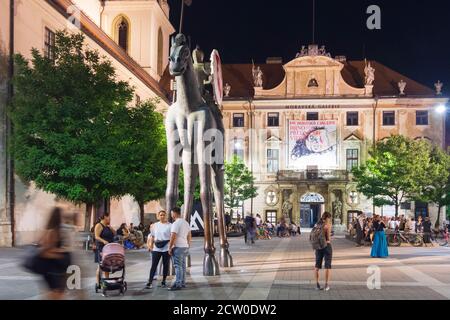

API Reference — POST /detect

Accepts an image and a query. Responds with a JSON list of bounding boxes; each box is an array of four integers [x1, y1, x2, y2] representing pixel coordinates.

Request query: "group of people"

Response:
[[349, 212, 389, 257], [349, 213, 436, 247], [115, 222, 150, 249], [93, 207, 191, 292], [241, 213, 300, 244]]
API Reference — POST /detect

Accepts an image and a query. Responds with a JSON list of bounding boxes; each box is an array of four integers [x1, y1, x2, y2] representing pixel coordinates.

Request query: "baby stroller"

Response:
[[95, 243, 127, 296]]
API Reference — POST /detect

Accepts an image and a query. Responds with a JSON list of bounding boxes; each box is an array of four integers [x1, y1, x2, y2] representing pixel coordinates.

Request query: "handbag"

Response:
[[22, 244, 46, 275], [154, 240, 169, 249]]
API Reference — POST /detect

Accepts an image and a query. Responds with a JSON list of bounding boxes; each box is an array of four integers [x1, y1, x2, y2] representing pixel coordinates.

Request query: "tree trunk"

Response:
[[395, 203, 399, 218], [435, 205, 442, 229], [138, 201, 145, 224], [84, 203, 93, 232]]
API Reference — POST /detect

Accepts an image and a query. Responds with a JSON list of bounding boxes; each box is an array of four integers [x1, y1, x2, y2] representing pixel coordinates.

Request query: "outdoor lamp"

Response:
[[436, 104, 447, 114]]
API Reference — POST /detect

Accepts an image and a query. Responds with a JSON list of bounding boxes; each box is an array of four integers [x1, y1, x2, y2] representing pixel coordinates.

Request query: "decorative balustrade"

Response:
[[277, 170, 349, 182]]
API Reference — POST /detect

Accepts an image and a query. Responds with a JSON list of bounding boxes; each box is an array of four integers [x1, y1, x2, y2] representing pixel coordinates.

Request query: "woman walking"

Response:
[[371, 215, 389, 258], [94, 213, 115, 289], [39, 207, 72, 300], [146, 210, 172, 289]]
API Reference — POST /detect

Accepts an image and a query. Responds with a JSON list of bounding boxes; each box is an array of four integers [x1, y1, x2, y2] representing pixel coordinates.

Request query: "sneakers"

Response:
[[168, 285, 182, 291], [316, 283, 330, 291], [145, 282, 153, 289], [159, 282, 167, 288]]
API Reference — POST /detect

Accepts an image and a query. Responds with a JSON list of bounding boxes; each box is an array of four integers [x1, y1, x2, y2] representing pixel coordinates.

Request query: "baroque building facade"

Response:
[[0, 0, 174, 246], [216, 45, 447, 228]]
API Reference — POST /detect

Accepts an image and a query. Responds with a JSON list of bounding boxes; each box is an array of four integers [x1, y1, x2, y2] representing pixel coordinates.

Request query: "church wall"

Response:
[[0, 0, 171, 246]]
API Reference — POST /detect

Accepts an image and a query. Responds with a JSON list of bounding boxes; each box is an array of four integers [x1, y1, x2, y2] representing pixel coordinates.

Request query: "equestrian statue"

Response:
[[165, 34, 233, 276]]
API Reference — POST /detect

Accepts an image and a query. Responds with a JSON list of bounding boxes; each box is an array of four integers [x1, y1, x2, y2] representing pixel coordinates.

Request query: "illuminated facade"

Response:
[[217, 45, 448, 228]]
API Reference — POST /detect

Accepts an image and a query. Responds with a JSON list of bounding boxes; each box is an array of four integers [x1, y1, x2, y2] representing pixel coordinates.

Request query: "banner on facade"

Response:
[[287, 120, 338, 169]]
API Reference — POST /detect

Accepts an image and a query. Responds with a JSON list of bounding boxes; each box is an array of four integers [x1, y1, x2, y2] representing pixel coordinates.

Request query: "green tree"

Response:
[[115, 100, 167, 223], [416, 145, 450, 228], [176, 168, 201, 208], [10, 31, 135, 230], [352, 135, 430, 217], [224, 155, 258, 214]]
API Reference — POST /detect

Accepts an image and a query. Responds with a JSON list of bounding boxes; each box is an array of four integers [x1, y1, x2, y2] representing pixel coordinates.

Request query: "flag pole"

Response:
[[179, 0, 185, 33]]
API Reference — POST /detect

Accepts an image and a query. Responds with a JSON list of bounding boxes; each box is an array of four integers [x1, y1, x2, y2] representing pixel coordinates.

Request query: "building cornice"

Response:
[[46, 0, 169, 104], [223, 96, 449, 109]]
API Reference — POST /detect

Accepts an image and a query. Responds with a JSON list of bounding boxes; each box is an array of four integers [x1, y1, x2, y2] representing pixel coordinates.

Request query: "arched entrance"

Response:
[[300, 192, 325, 228]]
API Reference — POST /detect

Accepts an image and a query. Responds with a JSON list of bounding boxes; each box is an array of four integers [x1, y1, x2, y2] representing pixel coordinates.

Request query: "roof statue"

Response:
[[398, 80, 407, 95], [435, 80, 443, 95], [364, 60, 375, 86]]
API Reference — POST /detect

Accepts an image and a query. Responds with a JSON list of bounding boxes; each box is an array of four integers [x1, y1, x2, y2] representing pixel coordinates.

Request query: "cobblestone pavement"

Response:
[[0, 232, 449, 300]]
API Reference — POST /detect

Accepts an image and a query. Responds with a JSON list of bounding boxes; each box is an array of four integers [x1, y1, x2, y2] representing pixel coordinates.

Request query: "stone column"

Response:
[[0, 56, 13, 247]]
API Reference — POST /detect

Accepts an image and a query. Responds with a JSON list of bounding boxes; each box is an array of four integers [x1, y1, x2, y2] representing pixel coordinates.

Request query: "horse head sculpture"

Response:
[[169, 34, 191, 77]]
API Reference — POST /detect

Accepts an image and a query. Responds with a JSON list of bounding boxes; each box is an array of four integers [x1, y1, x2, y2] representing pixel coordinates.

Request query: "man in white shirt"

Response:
[[168, 207, 192, 291], [389, 218, 397, 230]]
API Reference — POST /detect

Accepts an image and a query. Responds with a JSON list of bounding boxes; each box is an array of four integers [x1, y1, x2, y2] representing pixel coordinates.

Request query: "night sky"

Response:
[[168, 0, 450, 93]]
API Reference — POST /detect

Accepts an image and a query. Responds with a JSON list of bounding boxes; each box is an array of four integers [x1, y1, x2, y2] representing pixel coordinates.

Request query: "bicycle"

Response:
[[388, 230, 424, 247]]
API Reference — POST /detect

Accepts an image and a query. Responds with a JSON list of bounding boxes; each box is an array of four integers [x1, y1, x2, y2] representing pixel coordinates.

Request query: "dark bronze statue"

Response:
[[165, 34, 232, 276]]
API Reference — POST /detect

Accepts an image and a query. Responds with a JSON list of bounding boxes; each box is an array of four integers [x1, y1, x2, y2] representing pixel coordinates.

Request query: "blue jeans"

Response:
[[172, 247, 188, 287]]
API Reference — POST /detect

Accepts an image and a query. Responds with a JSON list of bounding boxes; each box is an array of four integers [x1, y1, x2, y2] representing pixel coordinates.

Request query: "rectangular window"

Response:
[[383, 111, 395, 126], [346, 112, 359, 126], [346, 149, 359, 172], [267, 113, 279, 127], [266, 211, 277, 224], [233, 113, 244, 127], [416, 111, 429, 126], [267, 149, 279, 173], [307, 112, 319, 121], [44, 27, 56, 61]]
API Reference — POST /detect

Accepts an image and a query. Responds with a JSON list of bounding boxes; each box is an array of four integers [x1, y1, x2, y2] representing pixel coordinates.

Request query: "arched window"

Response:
[[113, 15, 130, 53], [157, 28, 164, 75]]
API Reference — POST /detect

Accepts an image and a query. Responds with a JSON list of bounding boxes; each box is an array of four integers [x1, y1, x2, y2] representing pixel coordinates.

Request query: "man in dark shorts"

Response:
[[314, 212, 333, 291]]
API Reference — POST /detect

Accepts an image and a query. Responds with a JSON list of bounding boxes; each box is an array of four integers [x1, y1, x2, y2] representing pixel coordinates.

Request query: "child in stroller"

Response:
[[95, 243, 127, 296]]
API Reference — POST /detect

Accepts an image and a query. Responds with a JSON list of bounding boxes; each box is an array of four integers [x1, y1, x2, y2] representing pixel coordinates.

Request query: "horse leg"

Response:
[[198, 159, 219, 276], [212, 166, 233, 267], [182, 149, 198, 268], [165, 118, 181, 218]]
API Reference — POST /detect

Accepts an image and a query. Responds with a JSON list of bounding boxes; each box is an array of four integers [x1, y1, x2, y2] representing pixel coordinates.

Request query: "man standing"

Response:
[[168, 207, 191, 291], [355, 212, 365, 247]]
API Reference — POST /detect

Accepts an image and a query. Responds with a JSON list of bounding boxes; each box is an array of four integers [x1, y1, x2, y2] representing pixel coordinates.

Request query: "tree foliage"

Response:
[[416, 146, 450, 227], [10, 31, 166, 228], [115, 100, 167, 222], [224, 155, 258, 212], [352, 135, 431, 217]]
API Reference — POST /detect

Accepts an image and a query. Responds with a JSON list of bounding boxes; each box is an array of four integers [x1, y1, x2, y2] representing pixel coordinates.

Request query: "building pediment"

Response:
[[254, 45, 369, 99], [266, 135, 282, 143], [344, 131, 363, 142], [284, 55, 344, 70]]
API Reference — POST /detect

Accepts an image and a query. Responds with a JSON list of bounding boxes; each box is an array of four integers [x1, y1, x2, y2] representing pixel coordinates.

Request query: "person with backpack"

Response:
[[310, 211, 333, 291]]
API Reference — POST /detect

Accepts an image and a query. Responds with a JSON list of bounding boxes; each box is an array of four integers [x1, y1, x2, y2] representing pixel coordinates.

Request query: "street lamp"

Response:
[[436, 104, 447, 114]]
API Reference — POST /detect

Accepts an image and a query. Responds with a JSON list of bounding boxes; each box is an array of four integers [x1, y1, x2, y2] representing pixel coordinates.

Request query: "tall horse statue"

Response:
[[165, 33, 233, 276]]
